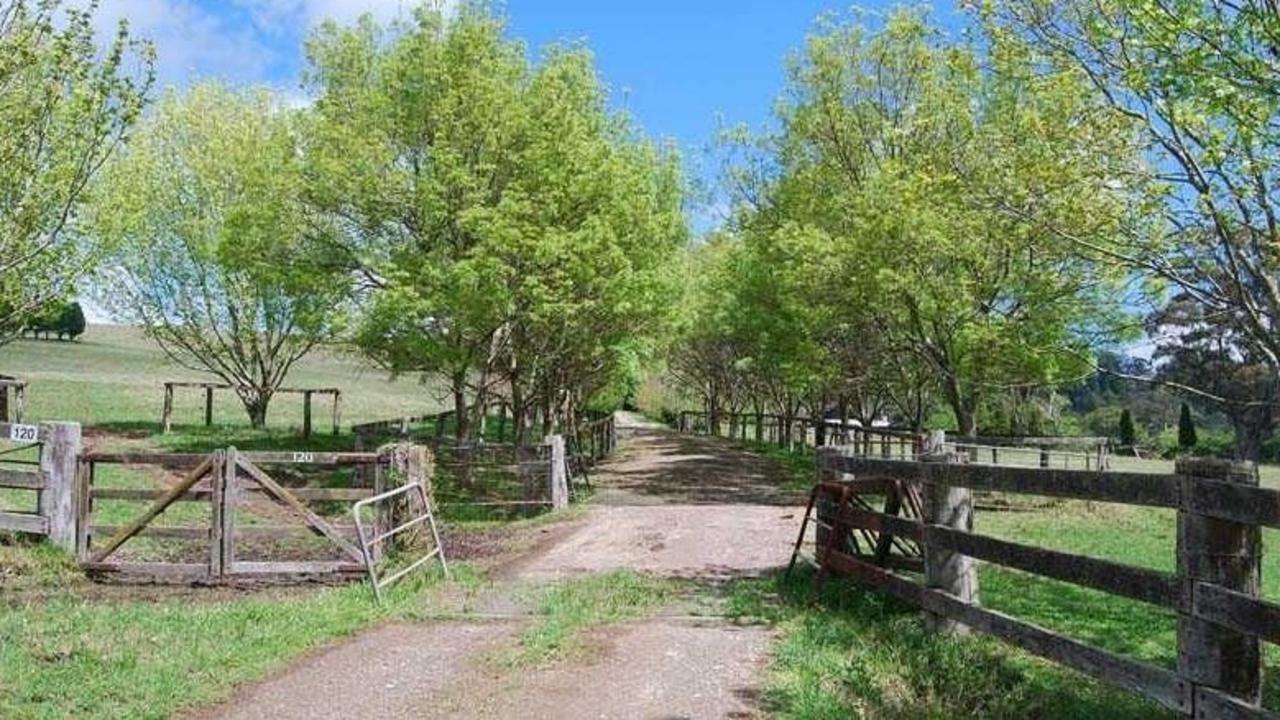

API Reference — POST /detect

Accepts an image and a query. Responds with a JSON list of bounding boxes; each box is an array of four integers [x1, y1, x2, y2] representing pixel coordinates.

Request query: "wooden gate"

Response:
[[80, 448, 404, 582]]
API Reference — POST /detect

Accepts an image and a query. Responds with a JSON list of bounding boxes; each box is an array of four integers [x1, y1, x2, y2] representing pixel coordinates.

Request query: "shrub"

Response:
[[1117, 408, 1136, 448], [22, 300, 86, 340], [1177, 403, 1198, 451]]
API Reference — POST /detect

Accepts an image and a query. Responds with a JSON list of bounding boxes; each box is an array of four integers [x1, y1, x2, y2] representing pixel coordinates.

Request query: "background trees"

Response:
[[992, 0, 1280, 459], [668, 9, 1142, 438], [89, 84, 349, 427], [306, 4, 685, 444], [0, 0, 152, 343], [22, 300, 86, 341]]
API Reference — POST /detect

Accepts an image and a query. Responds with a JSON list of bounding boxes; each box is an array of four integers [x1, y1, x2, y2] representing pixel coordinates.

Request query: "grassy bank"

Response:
[[0, 552, 470, 720], [727, 569, 1163, 719], [510, 570, 677, 667]]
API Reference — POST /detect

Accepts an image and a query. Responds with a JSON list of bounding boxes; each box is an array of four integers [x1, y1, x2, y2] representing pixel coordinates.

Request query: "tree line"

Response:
[[6, 0, 1279, 458], [666, 2, 1280, 460], [0, 1, 685, 437]]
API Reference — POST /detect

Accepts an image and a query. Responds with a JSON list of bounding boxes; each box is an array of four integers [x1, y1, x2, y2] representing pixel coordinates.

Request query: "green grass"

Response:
[[710, 443, 1280, 717], [509, 570, 676, 666], [0, 562, 465, 720], [726, 569, 1163, 720], [0, 325, 441, 431]]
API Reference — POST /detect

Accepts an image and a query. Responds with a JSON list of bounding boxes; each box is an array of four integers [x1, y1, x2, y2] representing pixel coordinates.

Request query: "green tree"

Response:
[[89, 84, 348, 428], [721, 10, 1142, 436], [23, 300, 85, 340], [1118, 408, 1137, 449], [991, 0, 1280, 387], [307, 4, 684, 443], [0, 0, 152, 343], [1178, 402, 1198, 451]]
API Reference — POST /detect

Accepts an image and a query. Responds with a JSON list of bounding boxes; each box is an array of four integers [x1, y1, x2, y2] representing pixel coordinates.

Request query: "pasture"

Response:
[[1, 325, 438, 433]]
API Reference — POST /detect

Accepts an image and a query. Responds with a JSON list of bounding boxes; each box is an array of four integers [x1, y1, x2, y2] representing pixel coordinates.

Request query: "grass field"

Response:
[[0, 325, 442, 431], [0, 559, 471, 720]]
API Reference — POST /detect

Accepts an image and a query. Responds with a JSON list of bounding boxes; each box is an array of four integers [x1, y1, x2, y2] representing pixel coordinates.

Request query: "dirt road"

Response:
[[194, 413, 805, 720]]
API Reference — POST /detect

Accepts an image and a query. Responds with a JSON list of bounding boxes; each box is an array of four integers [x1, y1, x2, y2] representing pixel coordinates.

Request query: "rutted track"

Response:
[[192, 413, 804, 720]]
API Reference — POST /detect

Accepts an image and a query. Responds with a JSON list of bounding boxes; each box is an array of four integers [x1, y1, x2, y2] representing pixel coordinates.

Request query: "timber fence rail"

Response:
[[0, 421, 79, 548], [802, 432, 1277, 719], [352, 406, 617, 512], [160, 382, 342, 438], [676, 410, 1110, 469], [76, 446, 427, 583]]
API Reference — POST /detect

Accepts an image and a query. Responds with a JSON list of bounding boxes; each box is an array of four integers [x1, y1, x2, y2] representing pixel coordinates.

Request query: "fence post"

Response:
[[161, 383, 174, 434], [332, 390, 342, 436], [1176, 457, 1262, 716], [221, 447, 237, 576], [920, 429, 978, 635], [303, 391, 313, 439], [547, 435, 569, 510], [384, 442, 435, 553], [39, 422, 81, 553]]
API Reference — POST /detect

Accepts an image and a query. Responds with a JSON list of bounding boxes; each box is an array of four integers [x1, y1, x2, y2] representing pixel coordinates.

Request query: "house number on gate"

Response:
[[292, 452, 314, 463], [8, 424, 37, 442]]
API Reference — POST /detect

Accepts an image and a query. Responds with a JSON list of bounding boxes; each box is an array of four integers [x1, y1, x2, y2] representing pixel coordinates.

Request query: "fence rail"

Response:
[[677, 410, 1110, 469], [0, 421, 78, 544], [353, 407, 616, 509], [803, 433, 1276, 719]]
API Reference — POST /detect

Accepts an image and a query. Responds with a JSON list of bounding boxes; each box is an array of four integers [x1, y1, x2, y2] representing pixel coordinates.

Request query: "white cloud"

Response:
[[94, 0, 457, 88], [96, 0, 281, 86], [230, 0, 452, 32]]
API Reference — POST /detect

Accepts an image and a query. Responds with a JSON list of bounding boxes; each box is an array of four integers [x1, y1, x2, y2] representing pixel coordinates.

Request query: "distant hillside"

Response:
[[0, 325, 444, 427]]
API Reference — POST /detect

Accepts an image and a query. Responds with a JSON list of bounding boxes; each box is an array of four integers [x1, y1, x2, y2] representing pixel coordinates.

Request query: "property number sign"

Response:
[[8, 424, 38, 442]]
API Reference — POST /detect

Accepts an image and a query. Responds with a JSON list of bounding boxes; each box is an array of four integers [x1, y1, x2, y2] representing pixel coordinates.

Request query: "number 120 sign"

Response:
[[8, 424, 38, 442]]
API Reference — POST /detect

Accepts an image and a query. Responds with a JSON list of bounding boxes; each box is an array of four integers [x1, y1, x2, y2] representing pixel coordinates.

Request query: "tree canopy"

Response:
[[668, 9, 1144, 436], [0, 0, 152, 343], [305, 4, 685, 442], [89, 84, 349, 427]]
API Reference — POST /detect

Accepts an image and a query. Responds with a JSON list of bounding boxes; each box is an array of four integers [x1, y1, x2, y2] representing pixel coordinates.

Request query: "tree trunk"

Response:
[[474, 377, 489, 440], [452, 371, 471, 443], [1231, 409, 1272, 462], [838, 396, 850, 445], [245, 393, 270, 429], [512, 382, 526, 447], [944, 376, 979, 437], [542, 392, 553, 437]]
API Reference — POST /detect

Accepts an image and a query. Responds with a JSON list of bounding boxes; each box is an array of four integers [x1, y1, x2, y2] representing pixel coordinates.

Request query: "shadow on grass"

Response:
[[724, 567, 1172, 720]]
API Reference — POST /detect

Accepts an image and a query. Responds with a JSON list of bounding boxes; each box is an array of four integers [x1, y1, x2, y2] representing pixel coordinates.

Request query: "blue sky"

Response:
[[96, 1, 969, 176]]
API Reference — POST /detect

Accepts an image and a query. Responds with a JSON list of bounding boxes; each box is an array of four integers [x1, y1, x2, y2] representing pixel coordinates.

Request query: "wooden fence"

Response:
[[77, 446, 423, 583], [802, 432, 1278, 719], [0, 375, 27, 423], [160, 382, 342, 438], [0, 421, 79, 549], [353, 407, 617, 511], [676, 410, 1110, 469]]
